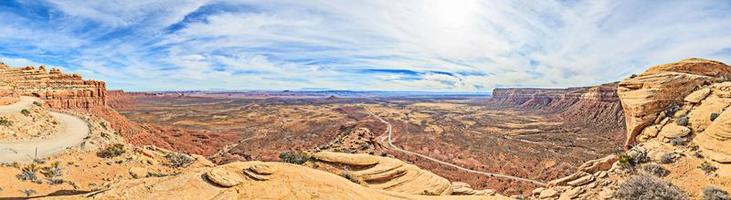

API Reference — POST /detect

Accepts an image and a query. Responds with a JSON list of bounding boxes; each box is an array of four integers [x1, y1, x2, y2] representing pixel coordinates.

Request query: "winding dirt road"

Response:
[[0, 97, 90, 163], [366, 108, 547, 186]]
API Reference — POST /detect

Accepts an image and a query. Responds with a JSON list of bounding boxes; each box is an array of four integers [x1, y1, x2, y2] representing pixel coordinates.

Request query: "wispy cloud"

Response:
[[0, 0, 729, 91]]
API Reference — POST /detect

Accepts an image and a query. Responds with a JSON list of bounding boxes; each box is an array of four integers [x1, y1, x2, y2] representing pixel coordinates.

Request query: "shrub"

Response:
[[279, 151, 310, 164], [21, 109, 30, 116], [618, 154, 635, 169], [41, 161, 63, 178], [700, 161, 718, 176], [615, 175, 688, 200], [97, 144, 125, 158], [165, 152, 195, 168], [671, 137, 689, 146], [677, 116, 689, 126], [16, 163, 40, 183], [643, 164, 669, 177], [0, 117, 12, 126], [702, 186, 730, 200], [660, 153, 676, 164], [20, 189, 37, 197], [665, 102, 682, 117], [99, 122, 107, 130], [711, 113, 720, 122], [32, 101, 42, 107]]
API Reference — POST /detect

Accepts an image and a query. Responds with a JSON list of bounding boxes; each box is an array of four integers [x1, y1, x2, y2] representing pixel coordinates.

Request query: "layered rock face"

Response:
[[58, 154, 509, 200], [618, 58, 731, 148], [0, 63, 106, 109], [488, 83, 625, 127]]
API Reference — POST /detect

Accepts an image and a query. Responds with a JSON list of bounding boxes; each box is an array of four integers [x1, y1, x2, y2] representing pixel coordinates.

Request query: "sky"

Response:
[[0, 0, 730, 92]]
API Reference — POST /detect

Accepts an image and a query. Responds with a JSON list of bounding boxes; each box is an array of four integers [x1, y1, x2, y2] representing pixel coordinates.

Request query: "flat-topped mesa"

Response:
[[0, 64, 106, 109], [618, 58, 731, 148]]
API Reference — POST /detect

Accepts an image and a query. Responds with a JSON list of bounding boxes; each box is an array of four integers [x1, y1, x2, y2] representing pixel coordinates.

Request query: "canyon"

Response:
[[0, 58, 729, 199]]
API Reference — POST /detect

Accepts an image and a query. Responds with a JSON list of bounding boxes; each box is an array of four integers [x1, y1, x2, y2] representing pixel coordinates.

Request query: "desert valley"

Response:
[[1, 1, 731, 200], [0, 58, 729, 199]]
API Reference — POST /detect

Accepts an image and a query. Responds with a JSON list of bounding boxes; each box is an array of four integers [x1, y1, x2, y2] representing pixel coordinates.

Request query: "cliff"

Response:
[[0, 63, 106, 109], [487, 83, 625, 129]]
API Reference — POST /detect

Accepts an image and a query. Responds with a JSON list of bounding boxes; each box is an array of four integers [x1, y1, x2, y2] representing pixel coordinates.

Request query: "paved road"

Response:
[[0, 97, 90, 163], [366, 108, 547, 186]]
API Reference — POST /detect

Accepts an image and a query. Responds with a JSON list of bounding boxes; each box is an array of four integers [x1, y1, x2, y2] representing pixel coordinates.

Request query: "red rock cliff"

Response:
[[0, 63, 106, 109]]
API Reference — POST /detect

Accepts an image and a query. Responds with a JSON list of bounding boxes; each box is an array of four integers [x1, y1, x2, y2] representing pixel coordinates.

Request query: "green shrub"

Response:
[[0, 117, 12, 126], [702, 186, 730, 200], [32, 101, 42, 107], [165, 152, 195, 168], [97, 144, 125, 158], [279, 151, 310, 164], [615, 175, 688, 200], [21, 109, 30, 116]]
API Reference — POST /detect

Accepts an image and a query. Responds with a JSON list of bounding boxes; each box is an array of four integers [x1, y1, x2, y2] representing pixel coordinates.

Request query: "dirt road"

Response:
[[0, 97, 90, 163], [366, 108, 547, 186]]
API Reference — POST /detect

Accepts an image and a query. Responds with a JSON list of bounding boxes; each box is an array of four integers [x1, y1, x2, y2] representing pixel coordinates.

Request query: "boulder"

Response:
[[618, 58, 731, 148], [685, 87, 711, 103], [658, 123, 691, 139], [697, 109, 731, 163], [539, 188, 559, 199], [567, 174, 594, 186]]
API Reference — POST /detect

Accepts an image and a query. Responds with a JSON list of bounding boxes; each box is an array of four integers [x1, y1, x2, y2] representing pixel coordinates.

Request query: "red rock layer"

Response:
[[0, 64, 106, 109], [487, 83, 625, 129]]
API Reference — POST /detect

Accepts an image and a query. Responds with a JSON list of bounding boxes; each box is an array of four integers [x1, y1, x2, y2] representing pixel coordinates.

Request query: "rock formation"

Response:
[[618, 58, 731, 148], [0, 65, 106, 109], [55, 157, 509, 200], [488, 83, 624, 128]]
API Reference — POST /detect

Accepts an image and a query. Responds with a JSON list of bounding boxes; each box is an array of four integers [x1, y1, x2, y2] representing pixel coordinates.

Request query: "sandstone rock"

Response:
[[539, 188, 559, 199], [548, 171, 589, 187], [567, 174, 594, 186], [532, 187, 546, 196], [658, 123, 691, 138], [129, 167, 147, 179], [558, 187, 584, 200], [307, 152, 454, 196], [58, 161, 508, 200], [685, 87, 711, 103], [713, 82, 731, 98], [688, 88, 731, 132], [206, 167, 244, 187], [576, 155, 618, 174], [618, 58, 731, 148], [451, 182, 496, 196], [697, 109, 731, 163]]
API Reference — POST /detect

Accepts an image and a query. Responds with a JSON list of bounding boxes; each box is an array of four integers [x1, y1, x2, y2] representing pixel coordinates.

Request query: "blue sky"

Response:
[[0, 0, 730, 91]]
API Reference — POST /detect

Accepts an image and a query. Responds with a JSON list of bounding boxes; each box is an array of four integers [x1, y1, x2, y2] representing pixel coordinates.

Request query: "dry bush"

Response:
[[702, 186, 730, 200], [615, 175, 688, 200]]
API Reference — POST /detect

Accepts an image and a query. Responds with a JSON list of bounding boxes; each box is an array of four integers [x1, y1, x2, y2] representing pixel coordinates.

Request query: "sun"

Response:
[[428, 0, 478, 28]]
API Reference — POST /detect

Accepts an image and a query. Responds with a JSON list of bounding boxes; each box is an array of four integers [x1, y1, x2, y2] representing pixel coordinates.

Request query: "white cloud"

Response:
[[0, 0, 730, 91]]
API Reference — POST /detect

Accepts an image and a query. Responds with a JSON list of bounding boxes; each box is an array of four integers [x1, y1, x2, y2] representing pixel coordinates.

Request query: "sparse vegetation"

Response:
[[643, 164, 669, 177], [700, 161, 718, 176], [32, 101, 42, 107], [615, 175, 688, 200], [711, 112, 720, 121], [671, 137, 689, 146], [660, 153, 676, 164], [702, 186, 730, 200], [0, 117, 12, 126], [42, 161, 64, 185], [21, 108, 30, 116], [165, 152, 195, 168], [677, 116, 689, 126], [279, 151, 311, 164], [20, 189, 37, 197], [618, 154, 635, 169], [16, 163, 41, 183], [99, 122, 107, 129], [665, 102, 682, 117], [97, 144, 126, 158]]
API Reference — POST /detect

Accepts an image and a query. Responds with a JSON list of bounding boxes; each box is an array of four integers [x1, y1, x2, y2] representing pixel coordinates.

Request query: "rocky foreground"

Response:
[[2, 58, 731, 199]]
